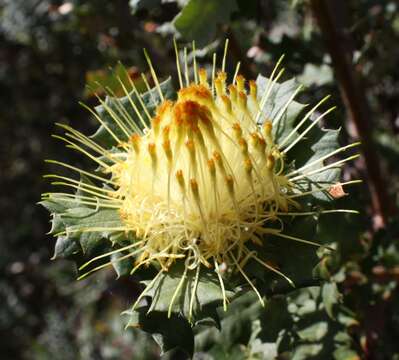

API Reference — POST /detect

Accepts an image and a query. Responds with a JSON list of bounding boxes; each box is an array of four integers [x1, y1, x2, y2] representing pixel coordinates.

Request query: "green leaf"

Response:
[[295, 128, 340, 171], [141, 262, 234, 321], [194, 285, 360, 359], [91, 77, 175, 148], [244, 215, 321, 296], [61, 207, 123, 254], [40, 198, 70, 214], [256, 75, 307, 143], [194, 292, 265, 355], [289, 126, 342, 203], [41, 174, 124, 258], [124, 308, 194, 356], [256, 75, 345, 203], [111, 252, 134, 278], [52, 236, 80, 259], [40, 191, 124, 258], [316, 208, 363, 261], [292, 128, 342, 203], [217, 293, 264, 348], [299, 64, 333, 87], [173, 0, 238, 47], [84, 63, 138, 99], [195, 293, 290, 358]]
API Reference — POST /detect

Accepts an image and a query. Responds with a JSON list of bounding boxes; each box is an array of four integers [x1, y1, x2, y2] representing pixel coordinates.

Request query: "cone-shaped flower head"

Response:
[[113, 74, 295, 271], [42, 41, 359, 319]]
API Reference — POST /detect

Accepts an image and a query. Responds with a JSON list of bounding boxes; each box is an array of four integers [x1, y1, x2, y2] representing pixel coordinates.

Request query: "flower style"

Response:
[[41, 40, 360, 321]]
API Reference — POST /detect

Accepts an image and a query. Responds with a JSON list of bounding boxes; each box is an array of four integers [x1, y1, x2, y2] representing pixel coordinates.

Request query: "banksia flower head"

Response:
[[41, 40, 359, 322]]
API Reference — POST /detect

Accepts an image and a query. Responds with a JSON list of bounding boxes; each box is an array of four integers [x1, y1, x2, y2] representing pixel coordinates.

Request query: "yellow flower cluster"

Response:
[[43, 41, 360, 316]]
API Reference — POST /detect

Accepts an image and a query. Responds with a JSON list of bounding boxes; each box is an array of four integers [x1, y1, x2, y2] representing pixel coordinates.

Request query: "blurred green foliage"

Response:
[[1, 0, 399, 359]]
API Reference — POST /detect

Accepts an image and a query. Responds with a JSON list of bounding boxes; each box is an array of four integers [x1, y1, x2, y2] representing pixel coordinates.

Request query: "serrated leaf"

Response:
[[91, 77, 175, 147], [316, 208, 363, 259], [249, 340, 278, 360], [256, 75, 307, 143], [49, 213, 67, 235], [293, 128, 341, 193], [85, 63, 138, 98], [218, 293, 263, 348], [40, 198, 72, 214], [57, 207, 122, 254], [142, 262, 233, 321], [124, 309, 194, 356], [41, 192, 123, 258], [256, 74, 345, 203], [52, 236, 80, 259], [173, 0, 238, 47], [296, 128, 340, 171], [299, 64, 333, 87], [111, 252, 133, 278], [292, 133, 343, 203], [194, 292, 264, 355], [246, 216, 320, 295], [195, 293, 290, 357]]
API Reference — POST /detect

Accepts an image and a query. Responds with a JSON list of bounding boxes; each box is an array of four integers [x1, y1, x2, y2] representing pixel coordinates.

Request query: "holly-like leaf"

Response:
[[194, 292, 265, 356], [63, 208, 123, 254], [294, 127, 340, 171], [256, 74, 348, 203], [140, 262, 234, 322], [40, 189, 123, 259], [299, 63, 333, 87], [91, 77, 175, 147], [124, 308, 194, 356], [241, 215, 320, 299], [256, 74, 307, 143], [52, 236, 80, 259], [291, 127, 343, 202], [111, 252, 134, 278]]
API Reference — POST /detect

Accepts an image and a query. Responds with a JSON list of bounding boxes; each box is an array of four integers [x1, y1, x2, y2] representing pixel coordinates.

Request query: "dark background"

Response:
[[1, 0, 398, 359]]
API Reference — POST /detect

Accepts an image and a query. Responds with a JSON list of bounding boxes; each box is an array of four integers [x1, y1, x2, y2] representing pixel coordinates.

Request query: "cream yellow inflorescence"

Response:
[[43, 41, 361, 315], [111, 72, 294, 274]]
